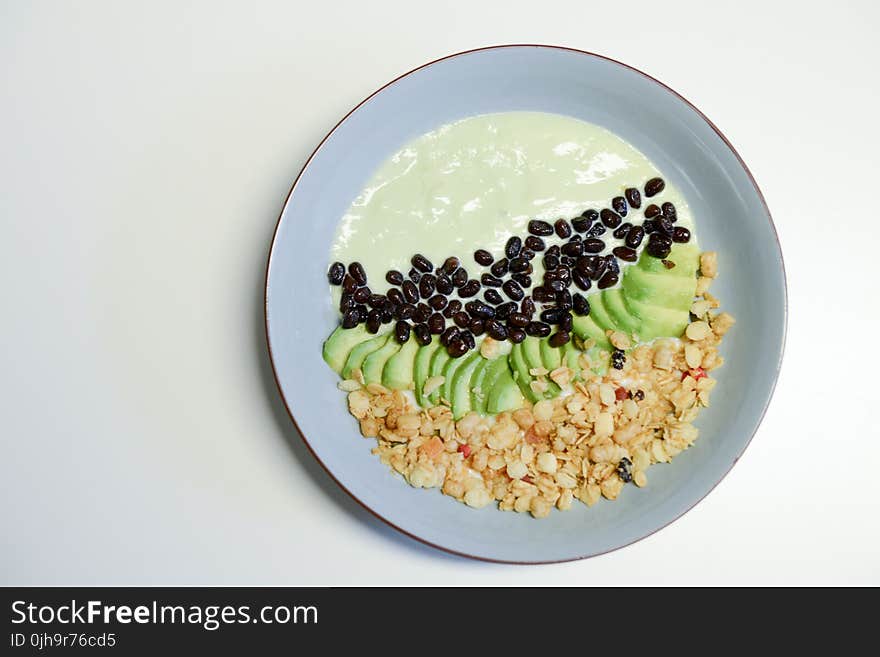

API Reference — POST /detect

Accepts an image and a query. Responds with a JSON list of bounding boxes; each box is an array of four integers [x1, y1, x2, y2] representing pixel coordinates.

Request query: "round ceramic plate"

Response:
[[265, 45, 786, 563]]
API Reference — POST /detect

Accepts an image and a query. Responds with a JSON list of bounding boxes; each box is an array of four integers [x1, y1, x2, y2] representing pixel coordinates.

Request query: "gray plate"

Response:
[[265, 45, 787, 563]]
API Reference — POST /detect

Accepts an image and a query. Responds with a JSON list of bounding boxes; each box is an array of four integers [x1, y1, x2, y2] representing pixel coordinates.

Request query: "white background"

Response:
[[2, 0, 878, 585]]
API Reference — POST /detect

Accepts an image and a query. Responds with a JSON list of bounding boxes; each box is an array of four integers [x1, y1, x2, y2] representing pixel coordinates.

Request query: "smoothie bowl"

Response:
[[265, 46, 786, 562]]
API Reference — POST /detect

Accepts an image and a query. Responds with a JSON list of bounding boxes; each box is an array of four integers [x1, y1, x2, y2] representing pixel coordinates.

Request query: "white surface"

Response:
[[1, 0, 878, 585]]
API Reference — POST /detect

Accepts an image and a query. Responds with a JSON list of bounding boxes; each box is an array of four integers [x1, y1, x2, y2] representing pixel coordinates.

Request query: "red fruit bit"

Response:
[[522, 475, 534, 484], [682, 367, 707, 381], [458, 444, 471, 458], [614, 386, 628, 401]]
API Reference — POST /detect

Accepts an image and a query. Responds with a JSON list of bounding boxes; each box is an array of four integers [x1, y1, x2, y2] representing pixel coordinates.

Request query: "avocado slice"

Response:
[[382, 336, 419, 390], [362, 339, 401, 385], [622, 266, 696, 311], [451, 352, 483, 419], [342, 333, 390, 379], [540, 338, 562, 371], [624, 293, 689, 340], [322, 324, 370, 374], [469, 358, 491, 414], [427, 347, 451, 405], [638, 243, 700, 278], [475, 356, 510, 414], [509, 343, 539, 403], [413, 337, 441, 406], [563, 342, 582, 380], [441, 351, 472, 404], [572, 314, 611, 350], [521, 337, 560, 399], [589, 294, 625, 334], [603, 288, 641, 336], [487, 369, 525, 414]]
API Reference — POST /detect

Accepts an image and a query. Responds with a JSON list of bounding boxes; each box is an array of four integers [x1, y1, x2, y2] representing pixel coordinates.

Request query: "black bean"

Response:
[[613, 222, 632, 239], [625, 187, 642, 209], [546, 244, 561, 257], [662, 202, 677, 222], [644, 204, 661, 219], [590, 258, 608, 281], [560, 312, 573, 332], [541, 308, 565, 324], [561, 241, 583, 257], [366, 310, 382, 333], [586, 222, 606, 237], [411, 254, 433, 273], [443, 299, 462, 318], [575, 255, 598, 276], [452, 267, 468, 287], [502, 280, 524, 301], [339, 292, 354, 313], [328, 262, 345, 285], [509, 257, 531, 274], [341, 308, 360, 329], [368, 294, 388, 309], [545, 278, 565, 293], [474, 249, 493, 266], [508, 312, 530, 328], [572, 269, 592, 291], [436, 275, 454, 295], [554, 218, 572, 238], [460, 330, 476, 351], [528, 219, 554, 236], [342, 274, 357, 293], [441, 326, 460, 347], [484, 289, 503, 305], [469, 318, 485, 336], [383, 288, 401, 306], [386, 270, 404, 286], [414, 303, 431, 324], [512, 273, 532, 288], [397, 303, 415, 320], [672, 226, 691, 243], [613, 246, 638, 262], [408, 268, 421, 283], [348, 262, 367, 286], [428, 294, 448, 311], [485, 319, 508, 340], [571, 216, 590, 233], [625, 226, 645, 248], [612, 196, 628, 217], [532, 287, 555, 303], [521, 249, 535, 261], [655, 217, 674, 236], [508, 327, 526, 344], [418, 274, 436, 298], [490, 258, 509, 277], [600, 208, 622, 229], [356, 305, 369, 322], [598, 270, 619, 289], [572, 292, 590, 316], [465, 300, 495, 319], [505, 236, 522, 259], [395, 320, 411, 343], [644, 177, 665, 197], [643, 219, 658, 234], [496, 302, 517, 320], [525, 236, 546, 252], [353, 286, 371, 304], [549, 330, 570, 348], [458, 280, 481, 298], [545, 267, 571, 284], [414, 323, 431, 346], [453, 311, 470, 328], [583, 238, 605, 254], [447, 339, 468, 358], [605, 254, 620, 274], [380, 308, 393, 323], [428, 313, 445, 334], [481, 273, 503, 287], [401, 280, 419, 304], [441, 256, 460, 275], [526, 321, 551, 337], [556, 289, 572, 310], [544, 255, 560, 272]]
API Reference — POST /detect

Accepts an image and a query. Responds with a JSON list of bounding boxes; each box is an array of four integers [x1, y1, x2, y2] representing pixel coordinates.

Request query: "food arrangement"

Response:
[[320, 113, 734, 518]]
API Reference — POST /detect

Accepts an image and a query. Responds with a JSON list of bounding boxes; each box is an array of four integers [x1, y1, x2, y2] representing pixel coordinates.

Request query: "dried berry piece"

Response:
[[625, 187, 641, 209], [617, 457, 633, 483], [508, 312, 530, 328], [327, 262, 345, 285], [521, 297, 535, 316], [561, 241, 583, 257]]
